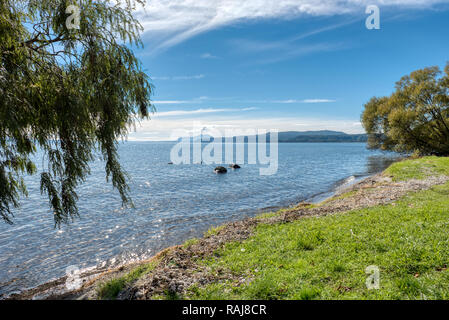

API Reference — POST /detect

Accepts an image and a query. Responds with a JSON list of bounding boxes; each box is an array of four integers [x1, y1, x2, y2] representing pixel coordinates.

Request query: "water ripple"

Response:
[[0, 142, 398, 296]]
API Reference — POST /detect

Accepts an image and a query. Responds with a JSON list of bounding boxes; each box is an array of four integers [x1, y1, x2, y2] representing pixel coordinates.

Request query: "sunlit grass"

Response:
[[186, 158, 449, 299], [97, 261, 157, 299], [99, 157, 449, 300], [385, 156, 449, 181]]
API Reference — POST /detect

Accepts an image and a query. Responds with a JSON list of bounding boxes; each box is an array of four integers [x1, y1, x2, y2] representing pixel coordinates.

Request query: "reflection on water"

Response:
[[0, 142, 399, 297], [366, 155, 403, 174]]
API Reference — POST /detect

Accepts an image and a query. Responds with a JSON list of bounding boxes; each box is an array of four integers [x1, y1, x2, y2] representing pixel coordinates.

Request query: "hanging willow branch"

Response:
[[0, 0, 154, 226]]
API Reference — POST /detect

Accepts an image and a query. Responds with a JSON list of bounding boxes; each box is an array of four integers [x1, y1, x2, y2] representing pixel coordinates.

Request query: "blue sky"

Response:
[[127, 0, 449, 140]]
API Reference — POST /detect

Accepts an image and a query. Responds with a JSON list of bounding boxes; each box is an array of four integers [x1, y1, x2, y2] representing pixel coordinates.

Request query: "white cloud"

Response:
[[136, 0, 448, 53], [154, 107, 258, 117], [173, 74, 205, 80], [127, 116, 364, 141], [200, 53, 218, 59], [245, 41, 348, 64], [245, 98, 337, 103]]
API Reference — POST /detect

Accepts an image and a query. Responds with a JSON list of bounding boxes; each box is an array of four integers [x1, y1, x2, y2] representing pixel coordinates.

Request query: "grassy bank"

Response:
[[98, 156, 449, 300]]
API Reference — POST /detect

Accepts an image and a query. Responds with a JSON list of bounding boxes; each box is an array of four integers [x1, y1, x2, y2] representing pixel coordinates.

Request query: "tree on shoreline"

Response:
[[0, 0, 154, 225], [361, 63, 449, 156]]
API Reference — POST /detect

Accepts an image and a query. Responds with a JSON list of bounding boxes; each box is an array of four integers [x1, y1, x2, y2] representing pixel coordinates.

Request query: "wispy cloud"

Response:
[[200, 53, 218, 59], [273, 99, 336, 104], [152, 74, 205, 80], [250, 99, 337, 104], [128, 116, 364, 141], [153, 98, 336, 105], [243, 41, 348, 64], [155, 107, 258, 117], [152, 96, 214, 104], [228, 17, 361, 63], [136, 0, 448, 53]]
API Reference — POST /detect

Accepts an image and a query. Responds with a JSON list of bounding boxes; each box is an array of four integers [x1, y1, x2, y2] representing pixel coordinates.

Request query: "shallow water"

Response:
[[0, 142, 398, 296]]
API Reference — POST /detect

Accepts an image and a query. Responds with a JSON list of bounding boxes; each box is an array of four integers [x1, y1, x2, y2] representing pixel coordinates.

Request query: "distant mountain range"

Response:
[[277, 131, 367, 142], [188, 130, 367, 143]]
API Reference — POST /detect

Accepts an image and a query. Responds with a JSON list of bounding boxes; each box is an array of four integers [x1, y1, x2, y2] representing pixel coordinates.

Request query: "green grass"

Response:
[[185, 161, 449, 299], [97, 262, 157, 299], [98, 157, 449, 300], [385, 156, 449, 181], [205, 225, 226, 236], [183, 238, 200, 248]]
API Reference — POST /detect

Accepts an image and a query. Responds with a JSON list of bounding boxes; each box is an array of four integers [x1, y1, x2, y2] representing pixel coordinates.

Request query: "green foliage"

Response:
[[187, 159, 449, 299], [0, 0, 154, 225], [361, 64, 449, 156]]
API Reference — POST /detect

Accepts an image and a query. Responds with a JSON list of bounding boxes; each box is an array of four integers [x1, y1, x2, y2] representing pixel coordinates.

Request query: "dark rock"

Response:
[[229, 164, 241, 169], [168, 162, 173, 165], [214, 166, 227, 174]]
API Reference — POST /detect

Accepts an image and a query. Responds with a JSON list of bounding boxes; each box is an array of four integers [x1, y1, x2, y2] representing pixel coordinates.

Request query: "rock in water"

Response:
[[229, 164, 241, 169], [214, 166, 227, 174]]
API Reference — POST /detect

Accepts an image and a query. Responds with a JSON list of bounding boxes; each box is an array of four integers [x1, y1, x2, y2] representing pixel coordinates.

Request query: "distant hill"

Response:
[[188, 130, 367, 143], [280, 130, 349, 137], [277, 131, 367, 142]]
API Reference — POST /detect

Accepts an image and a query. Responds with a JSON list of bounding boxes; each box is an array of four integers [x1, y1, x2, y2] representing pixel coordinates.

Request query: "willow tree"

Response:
[[0, 0, 153, 225], [361, 64, 449, 156]]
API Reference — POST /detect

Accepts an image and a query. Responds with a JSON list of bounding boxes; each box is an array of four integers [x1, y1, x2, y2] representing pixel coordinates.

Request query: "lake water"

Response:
[[0, 142, 399, 297]]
